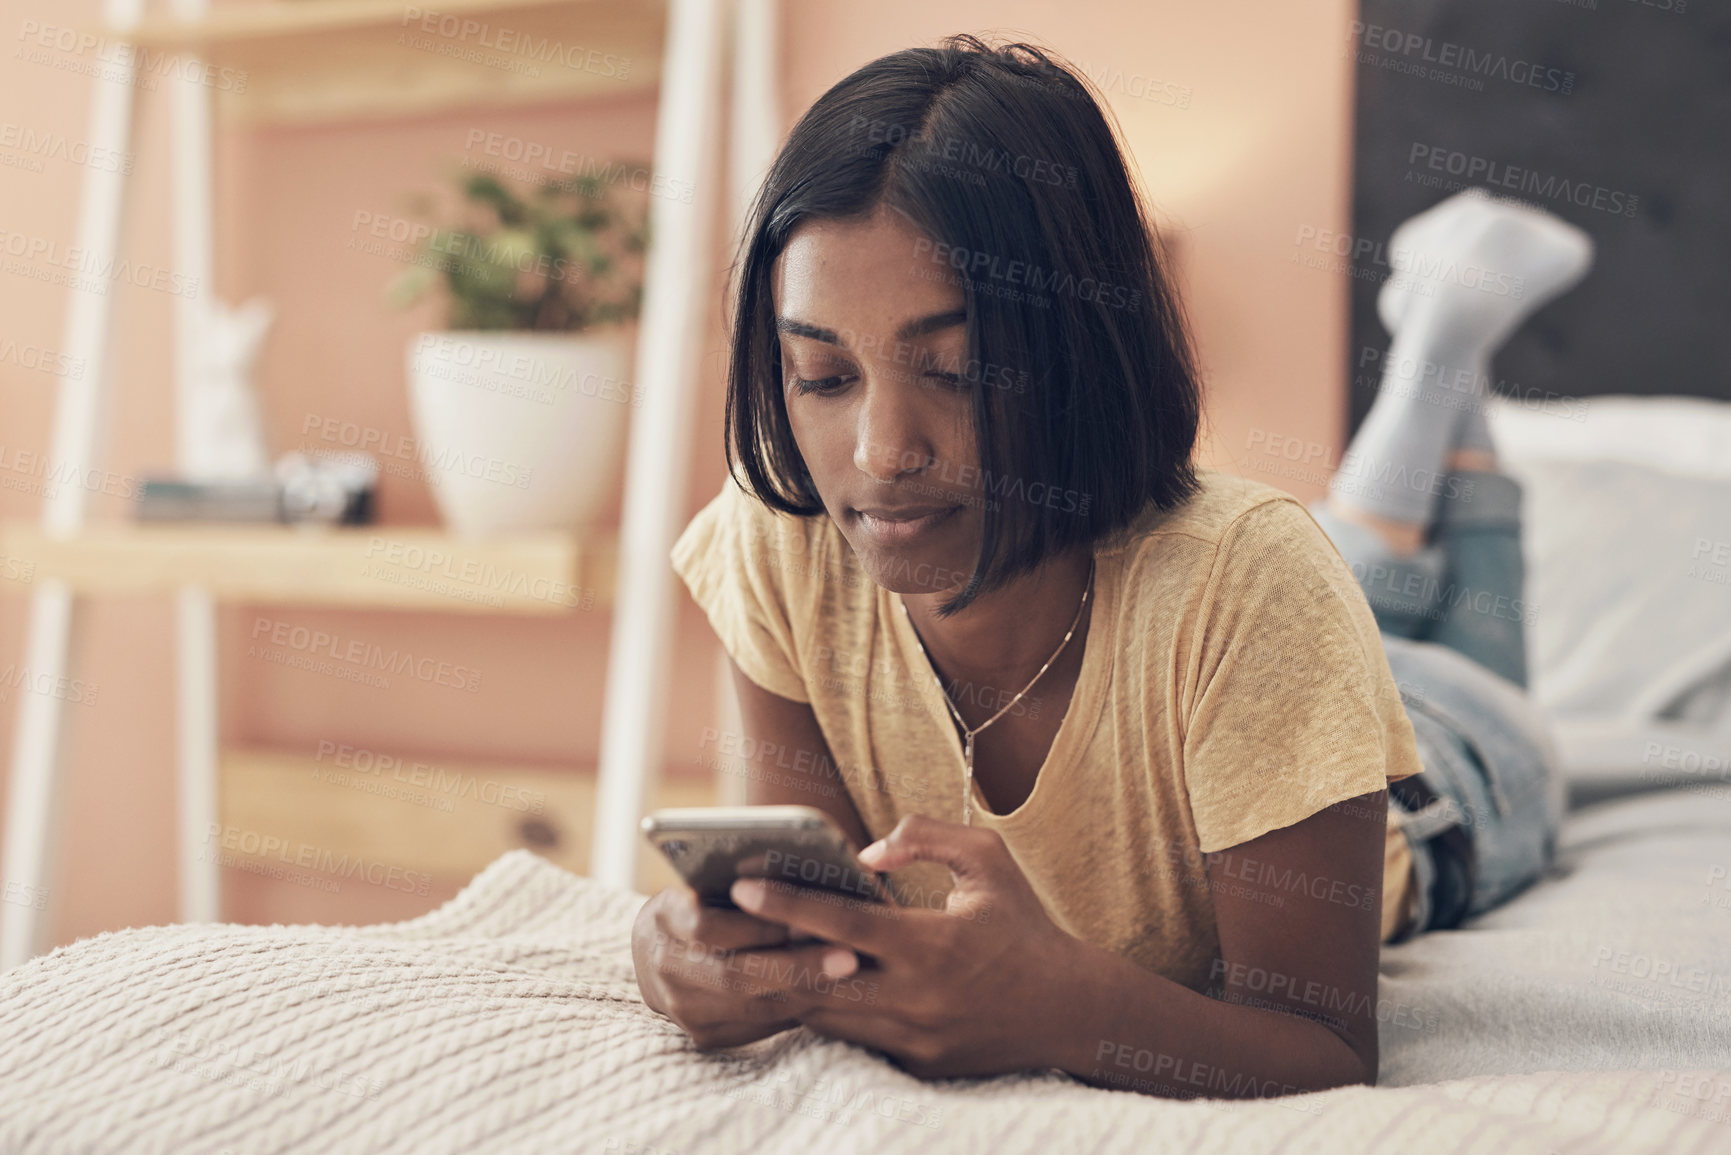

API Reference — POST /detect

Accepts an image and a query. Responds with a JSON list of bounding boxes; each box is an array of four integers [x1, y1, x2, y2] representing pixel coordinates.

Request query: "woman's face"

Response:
[[772, 205, 985, 597]]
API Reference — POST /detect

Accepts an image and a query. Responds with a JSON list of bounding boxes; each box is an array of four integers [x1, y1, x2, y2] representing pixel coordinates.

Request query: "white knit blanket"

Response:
[[5, 789, 1731, 1155]]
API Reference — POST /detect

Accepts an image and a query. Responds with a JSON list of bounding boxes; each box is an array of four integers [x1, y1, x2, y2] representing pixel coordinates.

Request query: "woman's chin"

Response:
[[846, 537, 970, 598]]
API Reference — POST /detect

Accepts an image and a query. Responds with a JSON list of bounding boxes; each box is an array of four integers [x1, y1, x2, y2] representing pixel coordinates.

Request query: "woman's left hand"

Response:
[[727, 814, 1084, 1079]]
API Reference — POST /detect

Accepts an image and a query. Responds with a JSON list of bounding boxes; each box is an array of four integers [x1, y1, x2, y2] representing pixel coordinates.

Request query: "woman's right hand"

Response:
[[631, 884, 836, 1049]]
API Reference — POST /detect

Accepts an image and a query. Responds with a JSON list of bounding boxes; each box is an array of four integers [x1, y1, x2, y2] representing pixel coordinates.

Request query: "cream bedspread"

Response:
[[3, 789, 1729, 1154]]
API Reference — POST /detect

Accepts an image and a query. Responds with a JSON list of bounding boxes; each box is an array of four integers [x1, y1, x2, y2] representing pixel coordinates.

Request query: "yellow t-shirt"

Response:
[[670, 468, 1426, 990]]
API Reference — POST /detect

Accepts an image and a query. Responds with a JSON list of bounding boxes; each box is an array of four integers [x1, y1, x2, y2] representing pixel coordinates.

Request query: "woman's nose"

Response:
[[853, 376, 934, 482]]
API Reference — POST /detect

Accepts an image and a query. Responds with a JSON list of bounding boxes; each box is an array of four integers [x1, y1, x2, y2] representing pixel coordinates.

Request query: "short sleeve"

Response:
[[1180, 498, 1424, 853], [670, 478, 811, 704]]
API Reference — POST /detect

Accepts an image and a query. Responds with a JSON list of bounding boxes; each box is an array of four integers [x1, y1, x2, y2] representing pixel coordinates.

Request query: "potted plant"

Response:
[[389, 169, 648, 537]]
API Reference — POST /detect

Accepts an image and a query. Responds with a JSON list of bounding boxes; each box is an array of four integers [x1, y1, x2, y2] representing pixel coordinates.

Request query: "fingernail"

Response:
[[821, 946, 858, 979], [731, 878, 765, 909], [857, 840, 886, 866]]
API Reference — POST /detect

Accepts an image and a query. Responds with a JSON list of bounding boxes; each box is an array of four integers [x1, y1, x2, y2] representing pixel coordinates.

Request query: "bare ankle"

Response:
[[1327, 498, 1427, 555], [1446, 448, 1498, 473]]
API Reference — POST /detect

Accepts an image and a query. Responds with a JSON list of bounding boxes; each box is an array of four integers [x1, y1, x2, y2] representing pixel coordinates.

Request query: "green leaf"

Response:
[[387, 161, 648, 331]]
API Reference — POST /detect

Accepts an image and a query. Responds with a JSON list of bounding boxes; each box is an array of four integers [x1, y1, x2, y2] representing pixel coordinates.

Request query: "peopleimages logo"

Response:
[[351, 210, 594, 291], [1347, 21, 1575, 95], [0, 227, 199, 298], [15, 19, 250, 92], [412, 334, 642, 407], [461, 130, 692, 204], [1292, 222, 1526, 298], [299, 413, 533, 490], [910, 237, 1142, 311], [1091, 1040, 1322, 1112], [1, 879, 47, 911], [0, 663, 99, 707], [398, 7, 631, 79], [847, 115, 1079, 188], [0, 121, 133, 174], [202, 823, 432, 896], [248, 616, 483, 693], [0, 336, 84, 379], [1407, 144, 1639, 218], [363, 537, 589, 609], [1207, 959, 1440, 1034], [313, 740, 547, 814]]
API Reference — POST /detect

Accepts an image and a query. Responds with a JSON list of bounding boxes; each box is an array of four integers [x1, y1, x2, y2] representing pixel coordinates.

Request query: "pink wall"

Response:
[[775, 0, 1360, 485], [0, 0, 1356, 950]]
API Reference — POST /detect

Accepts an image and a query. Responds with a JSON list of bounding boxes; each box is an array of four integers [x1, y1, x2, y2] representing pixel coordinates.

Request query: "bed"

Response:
[[2, 786, 1729, 1155], [5, 399, 1731, 1154]]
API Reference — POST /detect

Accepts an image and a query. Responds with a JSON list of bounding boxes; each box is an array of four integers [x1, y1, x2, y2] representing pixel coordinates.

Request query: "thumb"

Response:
[[857, 814, 1005, 891]]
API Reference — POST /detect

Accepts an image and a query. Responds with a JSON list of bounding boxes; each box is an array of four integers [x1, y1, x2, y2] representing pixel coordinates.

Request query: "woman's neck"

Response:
[[900, 548, 1095, 702]]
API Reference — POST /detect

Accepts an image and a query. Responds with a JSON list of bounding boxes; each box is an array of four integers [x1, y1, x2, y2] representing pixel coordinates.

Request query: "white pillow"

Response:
[[1484, 395, 1731, 789], [1508, 457, 1731, 719], [1487, 393, 1731, 481]]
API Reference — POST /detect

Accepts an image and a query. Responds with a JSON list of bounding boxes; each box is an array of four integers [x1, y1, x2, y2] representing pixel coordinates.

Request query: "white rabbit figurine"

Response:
[[181, 296, 274, 480]]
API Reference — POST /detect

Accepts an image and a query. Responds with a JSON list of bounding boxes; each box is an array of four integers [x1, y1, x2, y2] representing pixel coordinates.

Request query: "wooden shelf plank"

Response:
[[103, 0, 665, 126], [219, 746, 712, 887], [0, 520, 616, 614], [124, 0, 606, 47]]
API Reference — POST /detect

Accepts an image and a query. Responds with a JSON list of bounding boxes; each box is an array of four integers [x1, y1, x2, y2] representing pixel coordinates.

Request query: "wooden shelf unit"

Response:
[[221, 746, 712, 891], [4, 0, 745, 968], [101, 0, 666, 126], [0, 520, 617, 613]]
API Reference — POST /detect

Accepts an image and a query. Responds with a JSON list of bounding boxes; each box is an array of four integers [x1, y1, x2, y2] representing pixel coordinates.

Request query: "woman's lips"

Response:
[[853, 504, 960, 545]]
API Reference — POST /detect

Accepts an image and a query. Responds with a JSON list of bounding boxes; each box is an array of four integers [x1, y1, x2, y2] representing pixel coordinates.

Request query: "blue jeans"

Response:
[[1309, 471, 1565, 937]]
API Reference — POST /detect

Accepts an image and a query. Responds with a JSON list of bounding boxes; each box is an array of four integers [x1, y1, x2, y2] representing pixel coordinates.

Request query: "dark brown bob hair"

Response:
[[725, 33, 1202, 617]]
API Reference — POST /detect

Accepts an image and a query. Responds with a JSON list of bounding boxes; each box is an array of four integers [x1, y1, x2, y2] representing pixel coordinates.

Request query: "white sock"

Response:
[[1334, 189, 1594, 522]]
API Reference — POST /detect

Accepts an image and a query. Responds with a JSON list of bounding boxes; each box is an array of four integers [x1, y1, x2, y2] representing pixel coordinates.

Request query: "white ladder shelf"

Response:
[[1, 0, 780, 969]]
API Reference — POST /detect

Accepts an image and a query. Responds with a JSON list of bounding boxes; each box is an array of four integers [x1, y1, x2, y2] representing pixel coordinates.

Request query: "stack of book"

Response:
[[136, 453, 377, 525]]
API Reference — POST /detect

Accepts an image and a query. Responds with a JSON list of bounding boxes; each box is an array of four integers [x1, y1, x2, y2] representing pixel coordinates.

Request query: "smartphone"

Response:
[[641, 805, 896, 909]]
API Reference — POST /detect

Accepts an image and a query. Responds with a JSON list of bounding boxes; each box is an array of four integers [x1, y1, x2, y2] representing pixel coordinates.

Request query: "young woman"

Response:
[[633, 35, 1578, 1101]]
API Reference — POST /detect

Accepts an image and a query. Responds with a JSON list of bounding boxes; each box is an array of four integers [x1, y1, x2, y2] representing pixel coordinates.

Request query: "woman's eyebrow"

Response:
[[895, 309, 966, 340], [774, 309, 966, 346], [774, 317, 841, 344]]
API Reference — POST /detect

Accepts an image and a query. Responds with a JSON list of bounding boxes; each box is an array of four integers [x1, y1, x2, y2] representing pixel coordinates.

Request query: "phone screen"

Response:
[[643, 808, 895, 909]]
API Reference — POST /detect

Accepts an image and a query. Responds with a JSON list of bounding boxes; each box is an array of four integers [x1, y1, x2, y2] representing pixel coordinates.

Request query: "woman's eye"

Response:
[[791, 374, 849, 396]]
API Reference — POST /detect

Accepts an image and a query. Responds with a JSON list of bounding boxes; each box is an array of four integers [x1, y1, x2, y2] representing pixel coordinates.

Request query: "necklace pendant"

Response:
[[904, 556, 1094, 832], [962, 732, 974, 825]]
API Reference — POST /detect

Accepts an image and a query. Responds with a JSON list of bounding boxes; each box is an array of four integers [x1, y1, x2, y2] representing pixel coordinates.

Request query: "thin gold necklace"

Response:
[[898, 556, 1095, 825]]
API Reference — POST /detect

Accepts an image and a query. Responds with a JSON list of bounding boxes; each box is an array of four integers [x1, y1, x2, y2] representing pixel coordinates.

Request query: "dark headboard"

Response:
[[1348, 0, 1730, 432]]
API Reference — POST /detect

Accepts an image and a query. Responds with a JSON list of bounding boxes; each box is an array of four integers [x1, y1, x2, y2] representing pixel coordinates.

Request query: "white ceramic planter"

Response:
[[406, 329, 631, 537]]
